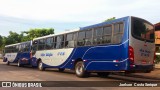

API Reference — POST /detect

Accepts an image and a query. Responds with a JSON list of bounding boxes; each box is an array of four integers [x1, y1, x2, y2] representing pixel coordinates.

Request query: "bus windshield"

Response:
[[132, 17, 154, 42]]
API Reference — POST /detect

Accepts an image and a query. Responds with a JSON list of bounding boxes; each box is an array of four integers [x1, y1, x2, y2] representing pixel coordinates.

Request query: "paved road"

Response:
[[0, 59, 160, 90]]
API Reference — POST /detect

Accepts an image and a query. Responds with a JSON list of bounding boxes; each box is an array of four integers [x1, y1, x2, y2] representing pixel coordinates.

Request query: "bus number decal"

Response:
[[139, 49, 150, 57], [57, 52, 65, 56]]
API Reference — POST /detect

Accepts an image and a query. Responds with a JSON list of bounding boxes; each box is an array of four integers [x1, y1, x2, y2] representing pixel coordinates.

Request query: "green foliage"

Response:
[[104, 17, 116, 22], [0, 35, 3, 50], [0, 35, 2, 45], [0, 28, 54, 49], [7, 31, 22, 44], [156, 55, 160, 64], [22, 28, 54, 40], [156, 48, 160, 64]]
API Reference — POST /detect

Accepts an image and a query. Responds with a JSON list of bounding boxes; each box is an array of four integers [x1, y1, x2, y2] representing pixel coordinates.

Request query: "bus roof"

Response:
[[33, 16, 131, 41], [33, 16, 150, 41], [33, 28, 80, 40], [5, 41, 31, 47], [80, 16, 130, 30]]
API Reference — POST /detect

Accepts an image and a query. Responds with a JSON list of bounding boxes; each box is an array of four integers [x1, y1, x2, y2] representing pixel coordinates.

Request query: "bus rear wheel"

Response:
[[97, 72, 110, 78], [38, 61, 45, 71], [58, 68, 65, 72], [75, 61, 88, 78], [18, 60, 22, 67]]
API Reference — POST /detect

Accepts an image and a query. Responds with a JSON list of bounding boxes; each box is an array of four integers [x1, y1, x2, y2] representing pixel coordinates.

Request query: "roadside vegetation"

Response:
[[0, 28, 54, 51], [156, 48, 160, 64]]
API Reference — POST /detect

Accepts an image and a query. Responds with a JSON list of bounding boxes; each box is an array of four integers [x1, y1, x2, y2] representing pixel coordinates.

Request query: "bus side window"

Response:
[[77, 31, 85, 46], [12, 46, 15, 53], [93, 27, 103, 45], [5, 47, 9, 53], [56, 35, 64, 49], [46, 37, 54, 50], [16, 45, 19, 52], [24, 43, 30, 52], [102, 26, 112, 44], [38, 39, 45, 50], [33, 40, 38, 51], [21, 44, 25, 52], [23, 43, 26, 52], [61, 35, 65, 48], [73, 32, 77, 47], [19, 45, 22, 52], [85, 30, 92, 46], [113, 23, 124, 43], [65, 33, 75, 48], [52, 37, 56, 49]]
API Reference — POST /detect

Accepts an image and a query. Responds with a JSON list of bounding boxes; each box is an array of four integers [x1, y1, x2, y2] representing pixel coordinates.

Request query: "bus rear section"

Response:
[[128, 17, 155, 73]]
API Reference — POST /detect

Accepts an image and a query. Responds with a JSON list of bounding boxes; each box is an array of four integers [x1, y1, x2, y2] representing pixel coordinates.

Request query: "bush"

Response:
[[155, 55, 160, 64]]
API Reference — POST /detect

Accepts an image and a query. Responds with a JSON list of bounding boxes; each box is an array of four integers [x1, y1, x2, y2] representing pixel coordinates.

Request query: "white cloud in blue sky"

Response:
[[0, 0, 160, 36]]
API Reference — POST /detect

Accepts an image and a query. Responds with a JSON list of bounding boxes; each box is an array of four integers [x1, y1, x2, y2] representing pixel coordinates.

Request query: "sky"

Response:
[[0, 0, 160, 36]]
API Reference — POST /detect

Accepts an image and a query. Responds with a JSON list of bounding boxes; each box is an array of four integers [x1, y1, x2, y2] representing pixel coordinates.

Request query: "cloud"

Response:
[[0, 0, 105, 22], [0, 0, 160, 36], [0, 15, 92, 36], [0, 0, 160, 23]]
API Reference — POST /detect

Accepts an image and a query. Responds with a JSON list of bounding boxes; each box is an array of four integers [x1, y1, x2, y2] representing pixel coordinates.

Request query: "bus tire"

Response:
[[144, 70, 151, 73], [97, 72, 110, 78], [18, 60, 22, 67], [31, 65, 37, 68], [75, 61, 88, 78], [58, 68, 65, 72], [7, 60, 10, 65], [38, 60, 45, 71]]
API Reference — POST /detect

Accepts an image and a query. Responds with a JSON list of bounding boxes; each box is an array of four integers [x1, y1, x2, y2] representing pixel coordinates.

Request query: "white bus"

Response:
[[3, 41, 32, 67]]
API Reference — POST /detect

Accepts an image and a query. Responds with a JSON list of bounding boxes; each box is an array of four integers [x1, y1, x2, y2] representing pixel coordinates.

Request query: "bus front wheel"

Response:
[[38, 61, 45, 71], [6, 61, 10, 65], [75, 61, 88, 78]]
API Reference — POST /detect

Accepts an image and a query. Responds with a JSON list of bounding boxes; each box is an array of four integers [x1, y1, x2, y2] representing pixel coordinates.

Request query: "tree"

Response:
[[0, 35, 3, 50], [22, 28, 54, 40], [0, 28, 54, 49], [3, 31, 22, 45], [104, 17, 116, 22], [156, 47, 160, 64]]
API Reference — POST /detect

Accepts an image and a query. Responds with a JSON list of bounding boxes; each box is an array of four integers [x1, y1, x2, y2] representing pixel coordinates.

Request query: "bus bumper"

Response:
[[128, 65, 154, 72]]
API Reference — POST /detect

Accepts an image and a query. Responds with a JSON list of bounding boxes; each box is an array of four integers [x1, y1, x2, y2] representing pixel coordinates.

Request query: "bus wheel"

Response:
[[38, 61, 45, 71], [6, 61, 10, 65], [97, 72, 110, 78], [75, 61, 88, 78], [18, 60, 22, 67], [144, 70, 151, 73], [58, 68, 65, 72]]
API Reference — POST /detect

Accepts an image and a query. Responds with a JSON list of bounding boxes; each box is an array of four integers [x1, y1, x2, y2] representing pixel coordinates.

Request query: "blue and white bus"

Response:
[[31, 16, 155, 77], [3, 41, 32, 67]]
